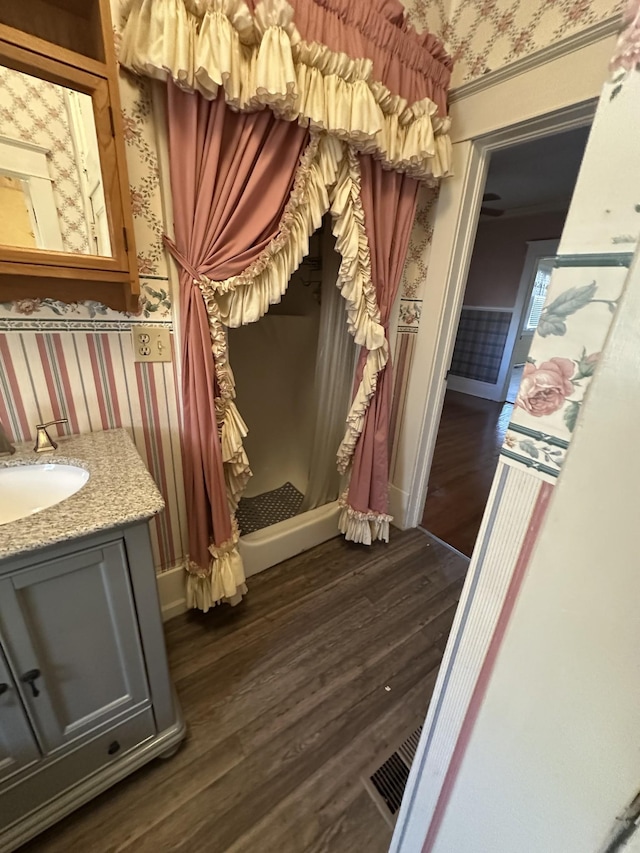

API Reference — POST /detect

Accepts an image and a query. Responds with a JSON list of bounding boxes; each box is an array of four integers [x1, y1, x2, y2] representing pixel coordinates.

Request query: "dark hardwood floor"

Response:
[[23, 530, 466, 853], [421, 389, 513, 557]]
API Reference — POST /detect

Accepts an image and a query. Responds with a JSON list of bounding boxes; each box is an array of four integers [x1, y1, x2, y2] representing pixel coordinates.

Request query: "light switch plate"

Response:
[[131, 326, 172, 362]]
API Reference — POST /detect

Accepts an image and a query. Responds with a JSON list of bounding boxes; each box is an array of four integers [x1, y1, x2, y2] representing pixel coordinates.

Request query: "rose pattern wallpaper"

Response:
[[504, 264, 631, 476]]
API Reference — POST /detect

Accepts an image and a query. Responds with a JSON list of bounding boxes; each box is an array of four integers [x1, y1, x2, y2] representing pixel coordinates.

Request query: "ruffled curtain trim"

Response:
[[202, 138, 389, 485], [338, 491, 392, 544], [186, 525, 247, 611], [329, 147, 388, 474], [119, 0, 452, 180], [207, 132, 343, 326], [198, 136, 391, 509], [198, 287, 253, 512]]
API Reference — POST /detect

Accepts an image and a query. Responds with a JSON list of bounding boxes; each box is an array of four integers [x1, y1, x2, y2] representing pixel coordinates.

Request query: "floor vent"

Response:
[[366, 726, 422, 824]]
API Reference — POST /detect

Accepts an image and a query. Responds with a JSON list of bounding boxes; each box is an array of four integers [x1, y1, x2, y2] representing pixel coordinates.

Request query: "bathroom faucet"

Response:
[[34, 419, 68, 453], [0, 420, 15, 455]]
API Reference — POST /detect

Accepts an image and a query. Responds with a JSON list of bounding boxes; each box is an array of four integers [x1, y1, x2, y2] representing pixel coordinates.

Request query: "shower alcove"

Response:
[[229, 220, 355, 577]]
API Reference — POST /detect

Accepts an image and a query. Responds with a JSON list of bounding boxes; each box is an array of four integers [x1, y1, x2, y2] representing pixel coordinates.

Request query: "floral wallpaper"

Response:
[[0, 67, 91, 254], [116, 67, 168, 283], [401, 184, 440, 301], [404, 0, 624, 87]]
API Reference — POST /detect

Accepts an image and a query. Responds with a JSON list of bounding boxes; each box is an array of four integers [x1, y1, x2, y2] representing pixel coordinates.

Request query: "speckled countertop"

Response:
[[0, 429, 164, 562]]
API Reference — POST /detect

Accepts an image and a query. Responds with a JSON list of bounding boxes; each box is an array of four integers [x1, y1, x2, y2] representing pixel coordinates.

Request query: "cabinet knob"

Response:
[[0, 683, 8, 696], [107, 741, 121, 755], [21, 669, 41, 698]]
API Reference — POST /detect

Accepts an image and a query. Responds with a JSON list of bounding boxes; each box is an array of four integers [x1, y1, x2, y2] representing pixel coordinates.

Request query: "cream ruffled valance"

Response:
[[119, 0, 452, 180]]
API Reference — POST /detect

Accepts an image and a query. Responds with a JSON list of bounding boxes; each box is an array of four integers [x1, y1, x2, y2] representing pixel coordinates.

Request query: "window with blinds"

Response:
[[524, 257, 555, 331]]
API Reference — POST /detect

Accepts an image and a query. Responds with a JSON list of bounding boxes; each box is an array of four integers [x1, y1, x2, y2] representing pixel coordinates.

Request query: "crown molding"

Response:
[[449, 15, 622, 104]]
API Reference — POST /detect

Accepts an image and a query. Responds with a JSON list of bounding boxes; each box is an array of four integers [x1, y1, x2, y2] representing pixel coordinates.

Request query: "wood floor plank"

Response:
[[23, 529, 466, 853], [227, 654, 442, 853], [421, 390, 512, 556], [305, 789, 392, 853], [154, 632, 449, 852]]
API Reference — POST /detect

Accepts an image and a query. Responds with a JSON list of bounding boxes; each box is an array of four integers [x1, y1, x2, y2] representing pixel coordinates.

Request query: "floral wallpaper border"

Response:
[[398, 298, 423, 333], [502, 261, 631, 480], [0, 279, 172, 330], [503, 424, 569, 477]]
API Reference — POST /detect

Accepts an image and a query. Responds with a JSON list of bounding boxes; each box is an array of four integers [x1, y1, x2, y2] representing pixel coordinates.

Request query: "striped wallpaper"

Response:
[[0, 329, 187, 574]]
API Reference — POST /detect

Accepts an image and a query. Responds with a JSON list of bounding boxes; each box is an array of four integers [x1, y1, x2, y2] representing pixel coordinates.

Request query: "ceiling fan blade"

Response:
[[480, 206, 505, 217], [482, 192, 501, 202]]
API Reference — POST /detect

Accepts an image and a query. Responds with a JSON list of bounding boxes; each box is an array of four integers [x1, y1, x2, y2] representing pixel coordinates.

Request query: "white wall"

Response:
[[431, 247, 640, 853]]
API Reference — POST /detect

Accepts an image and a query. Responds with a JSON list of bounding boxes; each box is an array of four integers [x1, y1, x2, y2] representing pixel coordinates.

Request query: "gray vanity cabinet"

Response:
[[0, 522, 185, 853], [0, 541, 151, 754], [0, 648, 40, 784]]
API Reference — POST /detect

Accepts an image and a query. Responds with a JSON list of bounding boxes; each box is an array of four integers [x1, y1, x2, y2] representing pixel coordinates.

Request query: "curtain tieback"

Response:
[[163, 234, 203, 285]]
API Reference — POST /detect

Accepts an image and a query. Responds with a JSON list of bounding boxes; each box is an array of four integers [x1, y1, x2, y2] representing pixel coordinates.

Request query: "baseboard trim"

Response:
[[389, 483, 412, 530], [447, 374, 504, 401], [157, 563, 188, 622]]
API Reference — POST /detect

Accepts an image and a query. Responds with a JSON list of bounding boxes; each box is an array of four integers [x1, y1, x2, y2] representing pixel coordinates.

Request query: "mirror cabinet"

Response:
[[0, 0, 139, 312]]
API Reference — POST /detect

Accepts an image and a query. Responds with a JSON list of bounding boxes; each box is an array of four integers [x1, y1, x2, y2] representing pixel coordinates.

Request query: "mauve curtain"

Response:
[[346, 154, 419, 530], [167, 83, 308, 575]]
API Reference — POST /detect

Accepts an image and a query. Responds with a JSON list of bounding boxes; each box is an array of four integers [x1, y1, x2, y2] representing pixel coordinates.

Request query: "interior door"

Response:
[[0, 541, 150, 755], [0, 645, 40, 784]]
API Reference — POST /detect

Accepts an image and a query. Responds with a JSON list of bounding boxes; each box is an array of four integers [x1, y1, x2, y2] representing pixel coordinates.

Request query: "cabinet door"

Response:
[[0, 541, 150, 755], [0, 645, 40, 784]]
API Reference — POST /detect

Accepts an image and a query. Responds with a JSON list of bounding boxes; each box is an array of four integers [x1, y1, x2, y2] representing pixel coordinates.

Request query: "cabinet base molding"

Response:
[[1, 708, 186, 853]]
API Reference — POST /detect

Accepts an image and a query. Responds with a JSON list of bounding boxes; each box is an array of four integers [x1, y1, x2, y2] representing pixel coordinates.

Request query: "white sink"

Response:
[[0, 464, 90, 526]]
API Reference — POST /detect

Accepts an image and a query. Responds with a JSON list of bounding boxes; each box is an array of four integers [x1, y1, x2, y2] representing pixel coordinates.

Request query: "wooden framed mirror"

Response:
[[0, 1, 140, 312]]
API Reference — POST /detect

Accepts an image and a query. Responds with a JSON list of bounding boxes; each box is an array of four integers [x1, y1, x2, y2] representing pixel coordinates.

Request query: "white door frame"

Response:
[[402, 101, 596, 531]]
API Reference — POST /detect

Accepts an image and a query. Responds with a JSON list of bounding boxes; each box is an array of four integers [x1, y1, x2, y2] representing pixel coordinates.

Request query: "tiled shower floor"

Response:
[[236, 481, 304, 535]]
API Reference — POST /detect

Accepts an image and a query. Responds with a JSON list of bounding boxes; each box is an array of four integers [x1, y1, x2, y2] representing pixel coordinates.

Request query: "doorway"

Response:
[[420, 126, 590, 556]]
